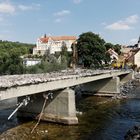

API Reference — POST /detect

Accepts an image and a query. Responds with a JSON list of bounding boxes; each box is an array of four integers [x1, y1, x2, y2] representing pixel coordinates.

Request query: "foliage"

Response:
[[61, 41, 71, 67], [25, 58, 67, 74], [0, 40, 34, 75], [76, 32, 106, 68], [0, 33, 122, 75], [114, 44, 121, 55], [25, 45, 70, 74], [76, 32, 122, 68], [104, 43, 121, 55]]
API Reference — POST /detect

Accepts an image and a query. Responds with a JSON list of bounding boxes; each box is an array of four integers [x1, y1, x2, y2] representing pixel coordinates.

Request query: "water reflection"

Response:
[[1, 96, 140, 140]]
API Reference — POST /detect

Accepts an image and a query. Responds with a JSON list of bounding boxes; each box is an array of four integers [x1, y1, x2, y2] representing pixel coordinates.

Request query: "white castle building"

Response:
[[33, 34, 77, 55]]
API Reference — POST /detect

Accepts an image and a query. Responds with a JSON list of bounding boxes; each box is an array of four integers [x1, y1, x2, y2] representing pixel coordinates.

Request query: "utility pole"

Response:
[[72, 41, 77, 71]]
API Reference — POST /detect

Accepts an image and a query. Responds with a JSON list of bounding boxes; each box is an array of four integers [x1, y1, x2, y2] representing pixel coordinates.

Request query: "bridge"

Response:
[[0, 69, 134, 125]]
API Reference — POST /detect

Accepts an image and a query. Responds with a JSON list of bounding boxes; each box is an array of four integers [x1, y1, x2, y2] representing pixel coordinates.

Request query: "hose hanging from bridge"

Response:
[[31, 97, 47, 133], [31, 92, 53, 134]]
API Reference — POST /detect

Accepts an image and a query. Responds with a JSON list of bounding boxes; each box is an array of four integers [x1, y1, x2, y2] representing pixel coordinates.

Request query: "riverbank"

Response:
[[0, 72, 140, 140]]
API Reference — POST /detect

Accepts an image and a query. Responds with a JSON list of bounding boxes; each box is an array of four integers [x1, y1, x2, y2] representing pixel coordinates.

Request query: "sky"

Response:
[[0, 0, 140, 45]]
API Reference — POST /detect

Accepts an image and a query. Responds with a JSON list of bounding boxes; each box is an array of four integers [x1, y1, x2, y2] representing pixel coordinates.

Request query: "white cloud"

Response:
[[106, 21, 132, 30], [105, 14, 139, 31], [0, 2, 15, 14], [18, 4, 40, 11], [73, 0, 82, 4], [125, 15, 139, 24], [54, 10, 71, 16], [18, 5, 33, 11], [54, 10, 71, 23]]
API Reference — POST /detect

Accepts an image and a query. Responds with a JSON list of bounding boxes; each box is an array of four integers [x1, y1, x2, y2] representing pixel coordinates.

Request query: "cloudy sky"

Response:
[[0, 0, 140, 45]]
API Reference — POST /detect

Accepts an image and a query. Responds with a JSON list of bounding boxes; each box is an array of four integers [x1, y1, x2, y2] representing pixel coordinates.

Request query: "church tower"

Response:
[[138, 36, 140, 48]]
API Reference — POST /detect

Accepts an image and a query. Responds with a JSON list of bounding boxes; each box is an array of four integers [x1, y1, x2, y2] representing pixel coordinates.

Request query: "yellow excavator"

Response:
[[111, 60, 125, 69], [111, 59, 134, 69]]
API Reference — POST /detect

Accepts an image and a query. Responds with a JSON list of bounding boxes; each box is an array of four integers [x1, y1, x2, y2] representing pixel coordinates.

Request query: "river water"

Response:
[[0, 87, 140, 140]]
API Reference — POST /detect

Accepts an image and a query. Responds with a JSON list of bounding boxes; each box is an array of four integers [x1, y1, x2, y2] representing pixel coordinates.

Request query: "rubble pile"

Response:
[[124, 126, 140, 140], [120, 80, 139, 98]]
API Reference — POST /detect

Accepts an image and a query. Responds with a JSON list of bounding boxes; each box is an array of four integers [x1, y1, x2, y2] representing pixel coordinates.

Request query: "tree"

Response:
[[0, 40, 34, 75], [76, 32, 106, 68], [114, 44, 121, 55], [105, 42, 121, 55], [104, 43, 114, 50], [61, 41, 71, 67]]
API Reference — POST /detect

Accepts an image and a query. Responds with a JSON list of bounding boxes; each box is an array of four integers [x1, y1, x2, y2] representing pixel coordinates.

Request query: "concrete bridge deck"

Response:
[[0, 69, 132, 100], [0, 69, 134, 125]]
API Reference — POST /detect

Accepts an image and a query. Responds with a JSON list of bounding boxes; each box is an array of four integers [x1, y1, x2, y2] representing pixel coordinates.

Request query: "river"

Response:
[[0, 87, 140, 140]]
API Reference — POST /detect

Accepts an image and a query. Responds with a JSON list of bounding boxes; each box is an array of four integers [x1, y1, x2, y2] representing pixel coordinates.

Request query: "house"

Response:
[[107, 48, 119, 62], [33, 34, 77, 55], [109, 36, 140, 69], [134, 49, 140, 67], [137, 36, 140, 48], [23, 58, 41, 66]]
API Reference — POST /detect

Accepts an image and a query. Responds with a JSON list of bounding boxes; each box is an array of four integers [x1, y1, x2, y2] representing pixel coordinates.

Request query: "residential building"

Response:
[[33, 34, 77, 55], [23, 58, 41, 66], [137, 36, 140, 48], [107, 48, 119, 62], [134, 49, 140, 67]]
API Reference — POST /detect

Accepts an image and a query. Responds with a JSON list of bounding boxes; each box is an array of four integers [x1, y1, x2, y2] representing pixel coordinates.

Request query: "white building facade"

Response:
[[134, 49, 140, 67], [23, 58, 41, 66], [33, 35, 77, 55]]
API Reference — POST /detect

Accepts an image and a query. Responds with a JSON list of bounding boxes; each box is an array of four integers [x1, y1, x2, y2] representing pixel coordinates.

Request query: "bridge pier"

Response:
[[82, 77, 120, 95], [120, 71, 134, 84], [17, 88, 78, 125]]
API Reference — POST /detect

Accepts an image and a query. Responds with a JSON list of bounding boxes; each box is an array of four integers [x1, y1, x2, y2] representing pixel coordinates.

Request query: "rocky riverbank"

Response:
[[125, 126, 140, 140], [119, 80, 140, 98], [0, 122, 48, 140], [124, 73, 140, 140]]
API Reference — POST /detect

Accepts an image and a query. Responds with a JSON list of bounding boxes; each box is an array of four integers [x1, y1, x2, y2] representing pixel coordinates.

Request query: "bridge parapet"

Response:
[[0, 70, 132, 100], [0, 69, 128, 89]]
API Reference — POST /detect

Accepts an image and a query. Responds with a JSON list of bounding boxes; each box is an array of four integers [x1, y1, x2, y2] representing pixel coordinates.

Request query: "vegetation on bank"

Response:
[[0, 32, 121, 75], [76, 32, 121, 68], [0, 40, 71, 75], [26, 49, 71, 74], [0, 41, 34, 75]]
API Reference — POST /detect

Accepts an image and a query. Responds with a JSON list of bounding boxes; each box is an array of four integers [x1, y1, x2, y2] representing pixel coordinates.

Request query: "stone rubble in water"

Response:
[[113, 79, 140, 99], [124, 126, 140, 140]]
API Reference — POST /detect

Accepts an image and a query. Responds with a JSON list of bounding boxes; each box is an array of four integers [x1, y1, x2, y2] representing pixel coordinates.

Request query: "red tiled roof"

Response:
[[39, 36, 76, 43], [51, 36, 76, 41], [40, 37, 49, 43]]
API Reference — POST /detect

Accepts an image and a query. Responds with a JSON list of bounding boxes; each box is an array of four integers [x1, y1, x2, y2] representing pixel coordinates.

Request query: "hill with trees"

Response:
[[0, 32, 122, 75], [0, 40, 34, 75]]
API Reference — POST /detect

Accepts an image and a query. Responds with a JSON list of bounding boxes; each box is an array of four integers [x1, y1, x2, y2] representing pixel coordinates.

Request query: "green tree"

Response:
[[0, 40, 34, 75], [105, 42, 121, 55], [76, 32, 106, 68], [114, 44, 121, 55], [104, 43, 114, 50]]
